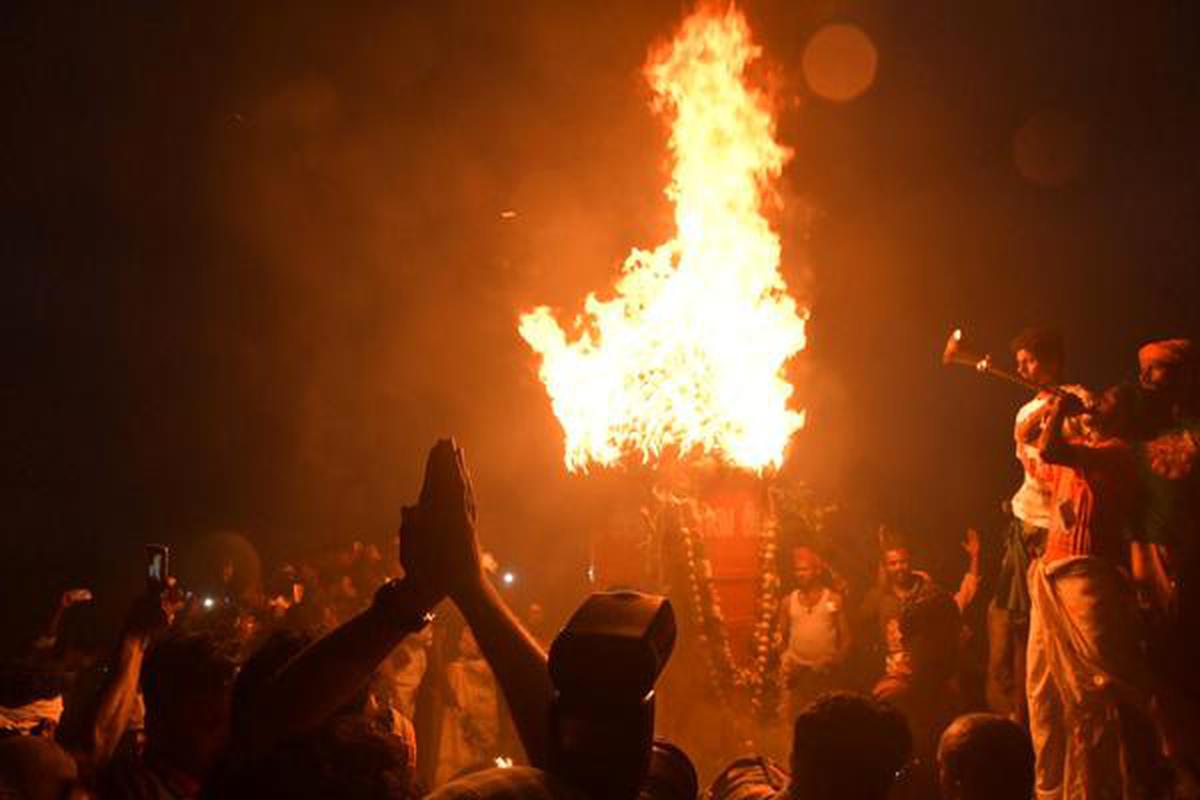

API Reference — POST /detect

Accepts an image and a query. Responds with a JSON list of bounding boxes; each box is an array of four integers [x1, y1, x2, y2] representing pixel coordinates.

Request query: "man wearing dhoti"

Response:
[[1026, 389, 1168, 800]]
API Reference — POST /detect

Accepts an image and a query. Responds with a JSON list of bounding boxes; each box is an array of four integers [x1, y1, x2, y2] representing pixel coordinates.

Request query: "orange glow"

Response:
[[520, 5, 808, 473]]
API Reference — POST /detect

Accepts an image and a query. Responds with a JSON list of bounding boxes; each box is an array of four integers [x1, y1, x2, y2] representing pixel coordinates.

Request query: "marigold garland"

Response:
[[660, 483, 784, 718]]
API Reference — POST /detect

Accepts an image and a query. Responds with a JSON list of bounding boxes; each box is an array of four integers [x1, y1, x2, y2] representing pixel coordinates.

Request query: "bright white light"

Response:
[[502, 571, 515, 585], [494, 756, 514, 769], [202, 597, 215, 609]]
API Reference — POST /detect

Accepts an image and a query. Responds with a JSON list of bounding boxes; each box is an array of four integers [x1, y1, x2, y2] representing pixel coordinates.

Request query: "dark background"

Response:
[[3, 0, 1199, 648]]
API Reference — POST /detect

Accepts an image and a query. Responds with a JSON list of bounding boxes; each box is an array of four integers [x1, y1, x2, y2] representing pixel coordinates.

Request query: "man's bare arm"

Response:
[[238, 580, 437, 756], [57, 591, 166, 770], [953, 528, 982, 610], [452, 573, 552, 767], [401, 440, 554, 768]]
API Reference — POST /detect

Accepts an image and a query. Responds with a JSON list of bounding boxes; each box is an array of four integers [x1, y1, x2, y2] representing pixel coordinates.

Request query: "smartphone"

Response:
[[146, 544, 169, 590]]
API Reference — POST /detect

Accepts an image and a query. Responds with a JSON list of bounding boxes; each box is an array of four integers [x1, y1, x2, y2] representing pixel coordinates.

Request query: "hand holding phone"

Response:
[[146, 544, 169, 591], [124, 544, 180, 640], [124, 578, 180, 640]]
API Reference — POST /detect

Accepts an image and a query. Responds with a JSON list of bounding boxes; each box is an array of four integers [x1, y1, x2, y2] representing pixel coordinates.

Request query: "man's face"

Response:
[[1140, 362, 1173, 392], [884, 549, 912, 587], [793, 550, 818, 587], [1015, 349, 1056, 387]]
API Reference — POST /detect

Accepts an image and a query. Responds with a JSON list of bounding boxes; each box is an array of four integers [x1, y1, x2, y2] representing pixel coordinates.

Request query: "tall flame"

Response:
[[519, 5, 807, 472]]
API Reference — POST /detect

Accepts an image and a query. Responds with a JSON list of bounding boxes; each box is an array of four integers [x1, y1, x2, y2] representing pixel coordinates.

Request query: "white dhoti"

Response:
[[1027, 557, 1165, 800]]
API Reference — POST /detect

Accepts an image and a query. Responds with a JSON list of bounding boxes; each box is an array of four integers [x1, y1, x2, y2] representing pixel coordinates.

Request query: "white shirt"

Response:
[[1011, 395, 1054, 528], [783, 588, 841, 668]]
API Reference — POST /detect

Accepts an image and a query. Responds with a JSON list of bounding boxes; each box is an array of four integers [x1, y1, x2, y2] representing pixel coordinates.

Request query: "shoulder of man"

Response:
[[1016, 395, 1048, 423]]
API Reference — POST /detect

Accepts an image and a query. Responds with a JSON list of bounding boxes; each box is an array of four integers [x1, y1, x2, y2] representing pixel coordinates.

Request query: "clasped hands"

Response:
[[384, 438, 484, 617]]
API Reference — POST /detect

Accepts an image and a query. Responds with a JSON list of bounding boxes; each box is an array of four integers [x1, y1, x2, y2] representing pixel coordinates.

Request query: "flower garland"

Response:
[[747, 491, 782, 719], [1146, 427, 1200, 480], [675, 514, 741, 705], [662, 486, 784, 716]]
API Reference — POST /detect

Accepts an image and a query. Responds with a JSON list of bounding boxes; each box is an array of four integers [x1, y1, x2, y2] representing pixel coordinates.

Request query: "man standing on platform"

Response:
[[986, 327, 1066, 722], [1130, 339, 1200, 708]]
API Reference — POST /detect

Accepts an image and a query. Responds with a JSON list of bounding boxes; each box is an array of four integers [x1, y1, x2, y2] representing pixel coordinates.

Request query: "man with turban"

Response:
[[1130, 339, 1200, 712]]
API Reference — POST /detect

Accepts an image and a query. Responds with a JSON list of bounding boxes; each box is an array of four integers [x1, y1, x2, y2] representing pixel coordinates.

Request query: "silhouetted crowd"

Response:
[[1, 329, 1198, 800]]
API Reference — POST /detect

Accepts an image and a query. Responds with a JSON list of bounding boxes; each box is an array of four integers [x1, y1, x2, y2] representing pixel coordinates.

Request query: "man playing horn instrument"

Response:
[[985, 327, 1071, 723]]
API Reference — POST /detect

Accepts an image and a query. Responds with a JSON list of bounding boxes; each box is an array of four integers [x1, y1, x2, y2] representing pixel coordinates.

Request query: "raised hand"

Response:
[[123, 578, 181, 641], [962, 528, 981, 559], [400, 438, 482, 603], [61, 587, 94, 608]]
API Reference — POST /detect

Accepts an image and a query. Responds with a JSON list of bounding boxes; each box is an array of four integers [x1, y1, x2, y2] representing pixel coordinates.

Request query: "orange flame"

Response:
[[519, 5, 807, 473]]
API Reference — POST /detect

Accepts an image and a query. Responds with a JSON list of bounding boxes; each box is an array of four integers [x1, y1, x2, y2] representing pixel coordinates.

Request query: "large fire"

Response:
[[520, 5, 807, 473]]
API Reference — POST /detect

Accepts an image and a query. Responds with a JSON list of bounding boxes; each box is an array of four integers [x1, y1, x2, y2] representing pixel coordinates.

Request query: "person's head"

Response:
[[899, 590, 960, 684], [792, 547, 824, 589], [788, 692, 912, 800], [882, 547, 913, 589], [937, 714, 1034, 800], [1010, 327, 1064, 387], [211, 713, 418, 800], [141, 632, 237, 777], [1139, 339, 1194, 393], [338, 574, 359, 601], [0, 736, 90, 800], [1087, 384, 1135, 441], [54, 602, 107, 674]]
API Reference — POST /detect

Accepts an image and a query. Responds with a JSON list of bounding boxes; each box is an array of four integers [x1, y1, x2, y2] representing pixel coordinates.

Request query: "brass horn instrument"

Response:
[[941, 329, 1081, 403]]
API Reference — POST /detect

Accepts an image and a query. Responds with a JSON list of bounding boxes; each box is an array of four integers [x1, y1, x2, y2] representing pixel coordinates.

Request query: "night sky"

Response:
[[4, 0, 1199, 646]]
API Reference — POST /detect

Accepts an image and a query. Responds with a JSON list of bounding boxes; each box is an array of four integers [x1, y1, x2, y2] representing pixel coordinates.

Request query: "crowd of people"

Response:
[[762, 329, 1200, 799], [0, 328, 1197, 800]]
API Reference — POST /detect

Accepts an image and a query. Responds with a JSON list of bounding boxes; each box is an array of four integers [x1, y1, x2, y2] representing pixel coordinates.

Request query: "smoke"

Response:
[[188, 1, 693, 587]]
